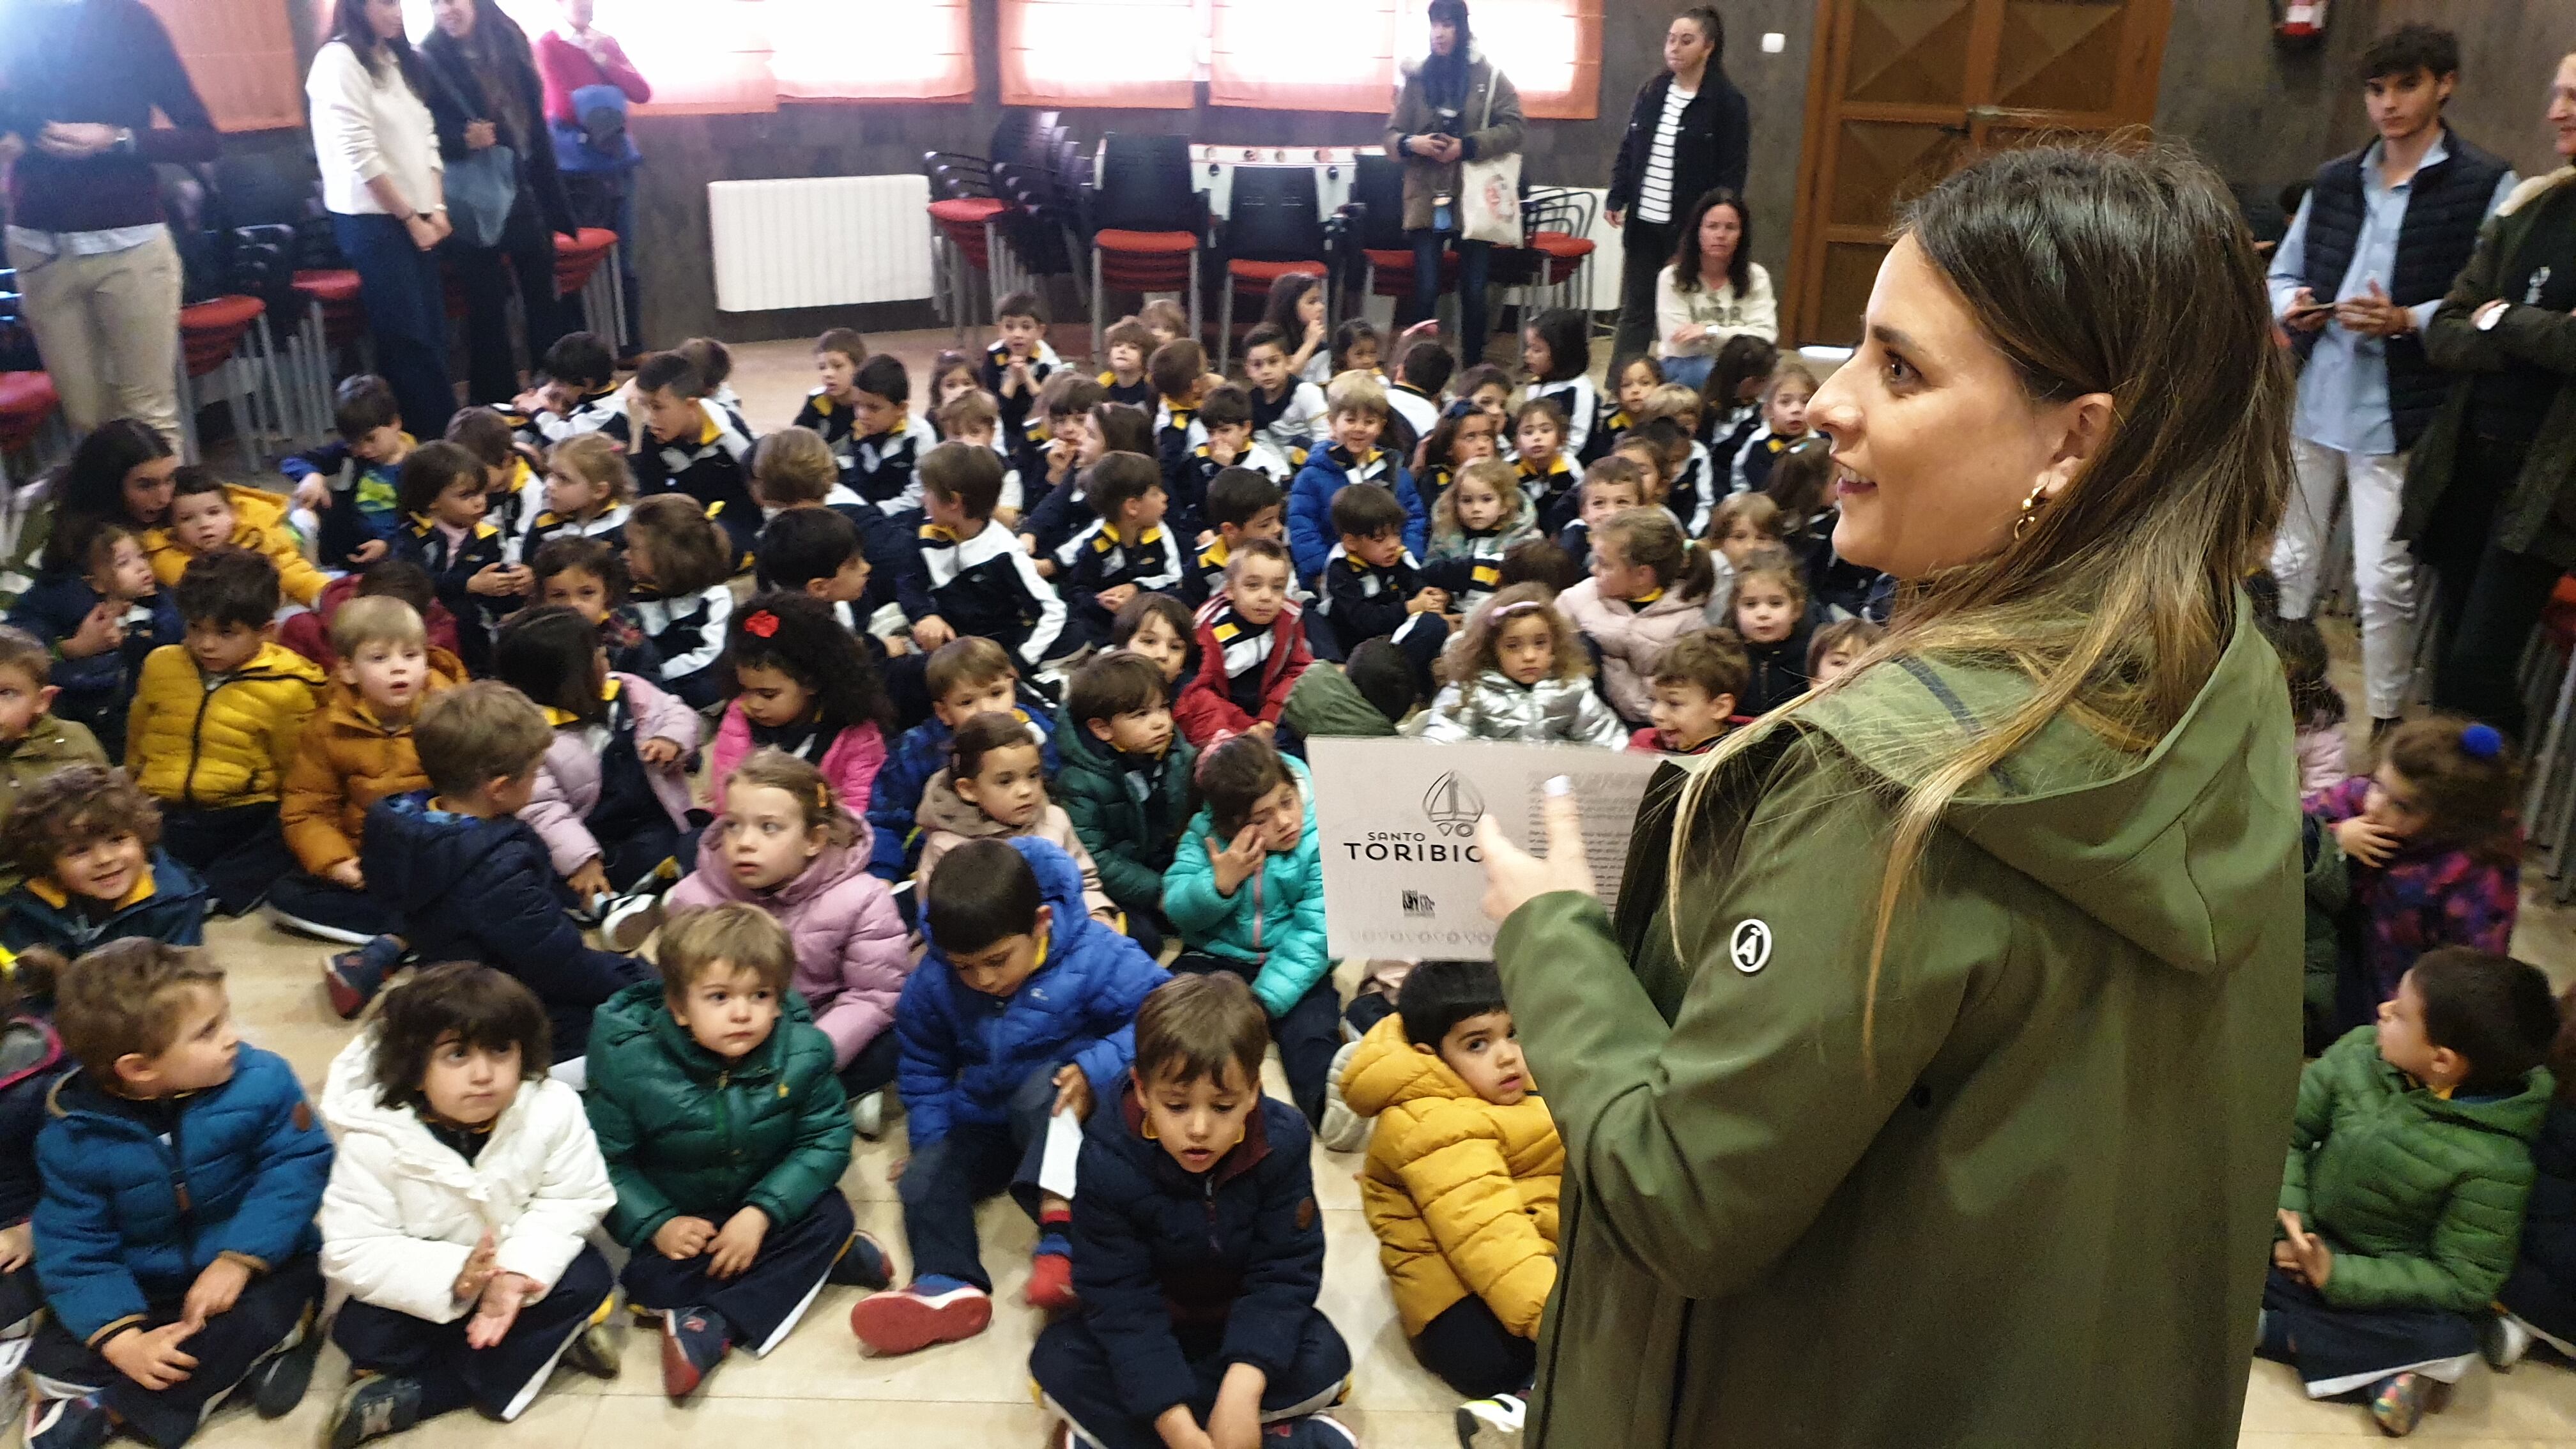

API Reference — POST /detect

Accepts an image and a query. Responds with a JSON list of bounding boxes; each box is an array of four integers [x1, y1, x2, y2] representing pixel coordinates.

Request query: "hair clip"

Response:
[[815, 783, 831, 810], [1489, 599, 1547, 619], [2460, 722, 2503, 760], [743, 610, 779, 639]]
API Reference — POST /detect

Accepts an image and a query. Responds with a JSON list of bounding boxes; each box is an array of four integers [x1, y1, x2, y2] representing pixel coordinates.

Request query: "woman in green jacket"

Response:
[[1473, 145, 2306, 1447]]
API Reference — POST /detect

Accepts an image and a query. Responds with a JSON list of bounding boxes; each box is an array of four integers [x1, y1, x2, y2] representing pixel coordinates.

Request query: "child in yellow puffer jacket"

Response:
[[1343, 959, 1561, 1407], [147, 468, 330, 606]]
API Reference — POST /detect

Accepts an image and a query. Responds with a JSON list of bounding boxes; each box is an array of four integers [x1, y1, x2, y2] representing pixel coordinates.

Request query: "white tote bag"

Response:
[[1457, 66, 1523, 246]]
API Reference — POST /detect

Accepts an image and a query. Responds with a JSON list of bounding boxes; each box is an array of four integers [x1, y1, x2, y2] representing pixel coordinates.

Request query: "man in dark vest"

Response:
[[2269, 23, 2515, 735]]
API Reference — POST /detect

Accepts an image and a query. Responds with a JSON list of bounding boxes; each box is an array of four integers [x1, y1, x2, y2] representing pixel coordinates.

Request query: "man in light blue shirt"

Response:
[[2267, 24, 2515, 733]]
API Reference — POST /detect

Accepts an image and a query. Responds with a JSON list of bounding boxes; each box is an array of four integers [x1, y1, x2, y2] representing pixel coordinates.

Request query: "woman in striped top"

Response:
[[1607, 6, 1752, 364]]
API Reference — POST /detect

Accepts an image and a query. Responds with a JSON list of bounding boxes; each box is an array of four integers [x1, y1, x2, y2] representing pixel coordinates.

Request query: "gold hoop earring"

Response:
[[2012, 480, 2050, 542]]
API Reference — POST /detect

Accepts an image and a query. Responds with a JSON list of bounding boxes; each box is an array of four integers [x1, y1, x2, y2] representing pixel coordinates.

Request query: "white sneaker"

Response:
[[852, 1089, 885, 1140], [2483, 1310, 2536, 1370], [1317, 1039, 1368, 1153], [1455, 1393, 1524, 1449], [599, 892, 664, 951]]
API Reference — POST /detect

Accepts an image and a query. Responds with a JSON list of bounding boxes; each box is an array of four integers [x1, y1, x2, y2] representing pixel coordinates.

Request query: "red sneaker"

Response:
[[848, 1282, 991, 1356], [1023, 1252, 1078, 1312]]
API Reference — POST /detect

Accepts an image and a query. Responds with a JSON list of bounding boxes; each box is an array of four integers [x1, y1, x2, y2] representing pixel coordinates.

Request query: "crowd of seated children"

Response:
[[279, 560, 461, 671], [666, 750, 910, 1132], [285, 375, 411, 570], [126, 549, 323, 916], [1729, 546, 1813, 717], [1190, 468, 1288, 606], [153, 466, 327, 608], [1509, 401, 1579, 536], [623, 493, 737, 710], [390, 441, 513, 675], [10, 516, 180, 759], [317, 962, 620, 1444], [1551, 457, 1647, 576], [912, 441, 1070, 669], [585, 905, 893, 1400], [359, 681, 649, 1076], [914, 710, 1116, 926], [1629, 628, 1748, 756], [1180, 537, 1312, 747], [1059, 453, 1185, 646], [2262, 949, 2558, 1437], [1561, 508, 1722, 729], [1163, 734, 1334, 1127], [747, 433, 911, 631], [1030, 972, 1356, 1449], [443, 408, 543, 555], [868, 636, 1059, 883], [0, 628, 109, 878], [2303, 718, 2520, 1047], [1346, 958, 1560, 1423], [1425, 459, 1538, 616], [1264, 273, 1333, 387], [852, 836, 1167, 1354], [1729, 360, 1818, 496], [1054, 651, 1197, 957], [1414, 402, 1503, 521], [602, 353, 760, 561], [1520, 310, 1596, 461], [1098, 317, 1156, 411], [1289, 374, 1424, 584], [506, 332, 623, 450], [1284, 637, 1420, 744], [2492, 985, 2576, 1370], [521, 432, 634, 562], [1315, 485, 1446, 691], [791, 328, 871, 470], [0, 765, 205, 958], [709, 592, 893, 816], [273, 597, 459, 1006], [1422, 585, 1624, 747], [493, 608, 700, 946], [530, 536, 663, 682], [1698, 334, 1779, 463], [981, 291, 1062, 441], [1241, 322, 1329, 465], [21, 939, 333, 1449]]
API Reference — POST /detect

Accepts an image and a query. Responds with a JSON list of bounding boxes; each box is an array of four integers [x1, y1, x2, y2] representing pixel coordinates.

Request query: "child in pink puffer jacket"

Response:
[[707, 592, 894, 822], [1556, 509, 1722, 726], [666, 749, 912, 1133]]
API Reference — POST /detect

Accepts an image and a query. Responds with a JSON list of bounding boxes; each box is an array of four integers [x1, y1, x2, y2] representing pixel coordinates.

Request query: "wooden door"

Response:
[[1785, 0, 2175, 346]]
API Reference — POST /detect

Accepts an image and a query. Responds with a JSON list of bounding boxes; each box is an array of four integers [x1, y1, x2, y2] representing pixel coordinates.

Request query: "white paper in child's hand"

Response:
[[1038, 1107, 1083, 1200]]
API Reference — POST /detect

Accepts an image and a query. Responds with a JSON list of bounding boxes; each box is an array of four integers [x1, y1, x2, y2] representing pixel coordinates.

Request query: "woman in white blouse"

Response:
[[307, 0, 456, 436], [1654, 188, 1776, 392]]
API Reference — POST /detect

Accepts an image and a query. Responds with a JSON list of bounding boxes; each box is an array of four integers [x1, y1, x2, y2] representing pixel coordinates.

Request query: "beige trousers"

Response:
[[6, 227, 184, 449]]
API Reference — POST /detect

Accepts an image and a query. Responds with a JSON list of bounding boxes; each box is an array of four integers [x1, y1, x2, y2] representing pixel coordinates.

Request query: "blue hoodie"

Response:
[[894, 837, 1168, 1148], [866, 700, 1061, 881], [0, 848, 207, 958], [1286, 443, 1426, 581], [34, 1046, 332, 1344], [360, 795, 648, 1062]]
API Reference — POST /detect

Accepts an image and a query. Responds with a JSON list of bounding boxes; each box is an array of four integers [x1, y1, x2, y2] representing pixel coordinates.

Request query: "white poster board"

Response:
[[1307, 738, 1665, 960]]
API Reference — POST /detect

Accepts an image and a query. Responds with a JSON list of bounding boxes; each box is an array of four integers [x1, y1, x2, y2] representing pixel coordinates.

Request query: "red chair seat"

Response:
[[929, 197, 1007, 226], [1226, 259, 1324, 295], [1095, 229, 1197, 255], [291, 269, 363, 305], [1362, 247, 1455, 297], [0, 372, 57, 453], [551, 228, 617, 293], [1529, 229, 1593, 285], [180, 296, 264, 379]]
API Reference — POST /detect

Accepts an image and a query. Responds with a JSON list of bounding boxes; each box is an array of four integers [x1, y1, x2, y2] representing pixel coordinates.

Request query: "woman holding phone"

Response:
[[1383, 0, 1523, 367]]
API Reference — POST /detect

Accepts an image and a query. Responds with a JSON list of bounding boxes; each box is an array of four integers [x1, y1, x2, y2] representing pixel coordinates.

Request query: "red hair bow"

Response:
[[744, 610, 779, 638]]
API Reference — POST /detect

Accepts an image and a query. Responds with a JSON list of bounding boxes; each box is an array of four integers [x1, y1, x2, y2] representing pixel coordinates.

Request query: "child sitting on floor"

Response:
[[1315, 484, 1448, 682], [1162, 733, 1335, 1128], [1510, 401, 1579, 535], [586, 905, 891, 1400], [1806, 617, 1883, 689], [666, 751, 912, 1135], [914, 711, 1117, 926], [277, 560, 462, 673], [444, 407, 544, 554], [910, 441, 1071, 671], [0, 765, 206, 957], [867, 636, 1060, 882], [852, 837, 1167, 1354], [284, 374, 412, 569], [709, 592, 894, 817], [1288, 372, 1425, 584], [390, 441, 512, 675], [1190, 468, 1289, 607], [1630, 629, 1747, 756], [1283, 637, 1420, 741], [1059, 452, 1185, 647], [152, 466, 326, 606], [1421, 586, 1625, 747], [604, 352, 760, 560], [623, 493, 739, 711], [1345, 958, 1560, 1410], [1181, 537, 1312, 747], [2262, 948, 2558, 1436], [1729, 362, 1817, 496], [0, 627, 108, 870], [22, 940, 333, 1448], [317, 963, 619, 1445], [1425, 458, 1538, 616], [1031, 971, 1356, 1449], [1054, 650, 1197, 956], [8, 516, 180, 760], [1551, 457, 1648, 576], [520, 432, 634, 562], [1730, 546, 1813, 718], [1560, 507, 1720, 728], [532, 536, 664, 682]]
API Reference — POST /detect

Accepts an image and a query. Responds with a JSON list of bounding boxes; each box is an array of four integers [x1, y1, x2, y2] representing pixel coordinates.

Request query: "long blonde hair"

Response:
[[1671, 143, 2292, 1052]]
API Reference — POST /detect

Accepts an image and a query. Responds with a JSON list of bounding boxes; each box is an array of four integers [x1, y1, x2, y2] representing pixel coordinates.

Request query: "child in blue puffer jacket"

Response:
[[1162, 734, 1335, 1127], [851, 836, 1167, 1358], [865, 636, 1059, 883], [24, 940, 334, 1448]]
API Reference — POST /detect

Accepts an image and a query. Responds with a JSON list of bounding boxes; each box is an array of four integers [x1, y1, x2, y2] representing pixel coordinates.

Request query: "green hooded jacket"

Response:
[[1280, 663, 1400, 740], [0, 713, 105, 892], [1050, 702, 1197, 919], [2281, 1025, 2552, 1314], [1492, 599, 2303, 1448], [581, 979, 853, 1250]]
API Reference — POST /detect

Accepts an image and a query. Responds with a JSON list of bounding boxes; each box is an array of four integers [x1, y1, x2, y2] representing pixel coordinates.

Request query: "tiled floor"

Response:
[[27, 337, 2576, 1446]]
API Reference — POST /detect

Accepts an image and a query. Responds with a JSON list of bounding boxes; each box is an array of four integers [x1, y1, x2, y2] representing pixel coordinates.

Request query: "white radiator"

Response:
[[708, 174, 935, 313]]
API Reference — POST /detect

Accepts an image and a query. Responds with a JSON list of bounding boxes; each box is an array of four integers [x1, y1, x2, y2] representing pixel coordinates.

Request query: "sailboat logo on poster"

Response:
[[1423, 772, 1484, 837]]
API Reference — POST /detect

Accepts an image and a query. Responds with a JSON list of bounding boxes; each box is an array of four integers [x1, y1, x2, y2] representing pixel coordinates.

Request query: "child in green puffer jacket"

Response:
[[2261, 947, 2561, 1437], [584, 904, 891, 1401]]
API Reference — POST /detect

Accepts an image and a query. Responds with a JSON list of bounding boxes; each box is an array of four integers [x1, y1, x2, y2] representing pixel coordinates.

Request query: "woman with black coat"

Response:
[[419, 0, 572, 407], [1606, 6, 1752, 363]]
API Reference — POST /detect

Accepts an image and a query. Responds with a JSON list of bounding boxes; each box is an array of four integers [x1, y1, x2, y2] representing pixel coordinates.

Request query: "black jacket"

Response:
[[418, 12, 573, 236], [1606, 69, 1750, 222], [1071, 1078, 1326, 1420]]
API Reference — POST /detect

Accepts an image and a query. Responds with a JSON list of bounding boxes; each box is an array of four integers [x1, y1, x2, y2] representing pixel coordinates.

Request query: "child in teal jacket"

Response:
[[1161, 735, 1333, 1125]]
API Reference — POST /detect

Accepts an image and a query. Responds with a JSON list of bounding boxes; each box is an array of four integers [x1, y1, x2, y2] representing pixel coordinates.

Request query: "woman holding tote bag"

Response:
[[1383, 0, 1524, 368]]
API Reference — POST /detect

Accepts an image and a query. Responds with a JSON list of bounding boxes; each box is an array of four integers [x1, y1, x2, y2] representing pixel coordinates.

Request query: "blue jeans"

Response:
[[1407, 229, 1492, 364], [1659, 353, 1715, 392], [333, 211, 454, 437]]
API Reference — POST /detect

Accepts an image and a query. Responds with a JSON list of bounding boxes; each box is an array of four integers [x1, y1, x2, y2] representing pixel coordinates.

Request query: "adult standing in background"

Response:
[[536, 0, 649, 361], [420, 0, 571, 407], [1652, 187, 1775, 391], [308, 0, 456, 439], [1384, 0, 1524, 367], [1607, 6, 1750, 365], [2400, 50, 2576, 740], [0, 0, 217, 449], [2271, 25, 2512, 740]]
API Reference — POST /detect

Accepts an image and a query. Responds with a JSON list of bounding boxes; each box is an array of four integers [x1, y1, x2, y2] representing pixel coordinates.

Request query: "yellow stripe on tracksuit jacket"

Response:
[[125, 641, 325, 807]]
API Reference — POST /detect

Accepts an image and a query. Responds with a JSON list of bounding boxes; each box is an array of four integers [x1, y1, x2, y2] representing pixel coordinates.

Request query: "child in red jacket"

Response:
[[1176, 538, 1310, 746]]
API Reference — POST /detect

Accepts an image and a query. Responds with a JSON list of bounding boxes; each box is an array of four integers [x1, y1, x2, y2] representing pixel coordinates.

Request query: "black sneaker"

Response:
[[26, 1395, 111, 1449], [827, 1229, 895, 1290], [328, 1376, 422, 1449], [249, 1312, 323, 1416]]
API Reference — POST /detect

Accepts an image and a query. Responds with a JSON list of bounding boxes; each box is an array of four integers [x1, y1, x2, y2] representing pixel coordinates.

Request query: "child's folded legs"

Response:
[[1032, 1306, 1353, 1449], [329, 1245, 616, 1428], [158, 803, 291, 917], [24, 1254, 323, 1449]]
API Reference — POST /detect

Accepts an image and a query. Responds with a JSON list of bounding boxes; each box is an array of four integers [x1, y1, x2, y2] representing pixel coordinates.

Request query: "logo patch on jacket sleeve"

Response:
[[1296, 1196, 1317, 1230], [292, 1100, 314, 1132], [1728, 919, 1772, 974]]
